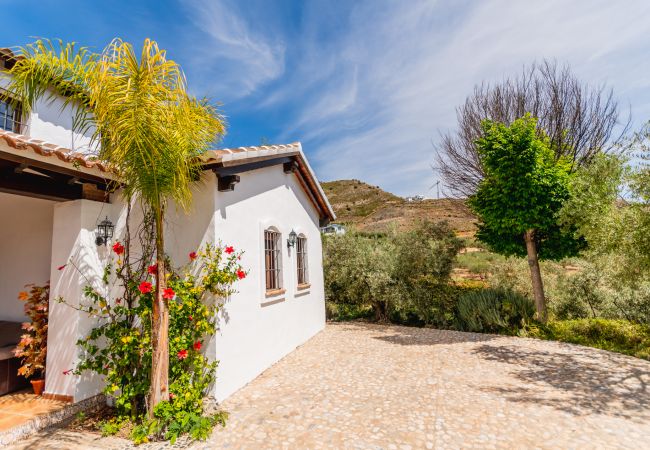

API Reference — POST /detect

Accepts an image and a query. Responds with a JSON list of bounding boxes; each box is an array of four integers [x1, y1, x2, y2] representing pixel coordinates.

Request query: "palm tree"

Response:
[[5, 39, 225, 415]]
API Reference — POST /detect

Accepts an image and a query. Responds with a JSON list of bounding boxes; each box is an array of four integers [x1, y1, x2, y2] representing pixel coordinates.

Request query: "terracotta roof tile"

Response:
[[0, 131, 335, 220], [0, 129, 109, 173]]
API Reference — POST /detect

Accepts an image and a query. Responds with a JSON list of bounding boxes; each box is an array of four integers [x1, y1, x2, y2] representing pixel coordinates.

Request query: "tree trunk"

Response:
[[524, 229, 547, 323], [149, 209, 169, 417], [372, 300, 388, 322]]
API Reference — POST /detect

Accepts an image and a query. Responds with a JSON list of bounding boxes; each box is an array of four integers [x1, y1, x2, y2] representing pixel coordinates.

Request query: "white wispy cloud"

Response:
[[179, 0, 286, 100], [179, 0, 650, 197]]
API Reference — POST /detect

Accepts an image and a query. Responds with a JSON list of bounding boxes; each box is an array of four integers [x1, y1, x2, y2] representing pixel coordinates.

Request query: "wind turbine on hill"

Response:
[[429, 180, 440, 199]]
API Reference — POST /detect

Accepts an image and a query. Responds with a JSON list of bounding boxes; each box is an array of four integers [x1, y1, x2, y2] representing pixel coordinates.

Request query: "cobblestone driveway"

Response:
[[8, 322, 650, 449]]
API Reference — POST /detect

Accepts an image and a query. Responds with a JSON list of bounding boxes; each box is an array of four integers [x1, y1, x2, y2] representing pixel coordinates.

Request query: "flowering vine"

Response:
[[59, 235, 246, 443]]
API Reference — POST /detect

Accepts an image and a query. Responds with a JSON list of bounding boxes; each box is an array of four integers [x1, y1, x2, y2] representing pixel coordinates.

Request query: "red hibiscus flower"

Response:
[[112, 242, 125, 255], [147, 264, 158, 275], [57, 264, 67, 271], [237, 270, 246, 280], [225, 246, 234, 254], [138, 281, 153, 294], [162, 288, 175, 300], [177, 349, 188, 360], [193, 341, 202, 351], [189, 251, 198, 260]]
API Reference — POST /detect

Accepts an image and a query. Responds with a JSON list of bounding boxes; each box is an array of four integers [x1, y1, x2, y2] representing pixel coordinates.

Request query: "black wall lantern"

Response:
[[287, 229, 297, 249], [95, 216, 115, 246]]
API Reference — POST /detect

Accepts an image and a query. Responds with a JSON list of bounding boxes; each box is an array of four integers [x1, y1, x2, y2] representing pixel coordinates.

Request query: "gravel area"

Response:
[[7, 322, 650, 449]]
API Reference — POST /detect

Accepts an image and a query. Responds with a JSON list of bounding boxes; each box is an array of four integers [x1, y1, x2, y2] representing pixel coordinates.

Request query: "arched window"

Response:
[[264, 228, 282, 291], [296, 234, 308, 286]]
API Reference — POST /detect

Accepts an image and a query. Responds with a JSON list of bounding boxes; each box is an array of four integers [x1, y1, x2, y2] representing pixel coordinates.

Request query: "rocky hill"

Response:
[[321, 179, 477, 235]]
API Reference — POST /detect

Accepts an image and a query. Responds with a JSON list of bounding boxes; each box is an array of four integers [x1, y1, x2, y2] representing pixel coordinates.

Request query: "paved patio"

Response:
[[6, 322, 650, 449], [0, 390, 67, 433]]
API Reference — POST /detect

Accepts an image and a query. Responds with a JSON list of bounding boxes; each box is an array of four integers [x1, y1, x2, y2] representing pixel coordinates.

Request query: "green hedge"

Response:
[[527, 318, 650, 360]]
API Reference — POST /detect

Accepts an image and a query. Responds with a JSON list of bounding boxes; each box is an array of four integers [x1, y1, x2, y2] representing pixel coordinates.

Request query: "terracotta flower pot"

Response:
[[31, 379, 45, 396]]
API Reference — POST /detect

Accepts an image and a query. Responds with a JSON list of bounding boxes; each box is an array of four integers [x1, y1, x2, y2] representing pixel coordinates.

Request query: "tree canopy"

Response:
[[437, 61, 623, 197], [469, 115, 582, 260]]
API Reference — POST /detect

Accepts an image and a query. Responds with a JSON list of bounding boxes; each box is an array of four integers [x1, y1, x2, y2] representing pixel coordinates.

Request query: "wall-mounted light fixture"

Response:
[[95, 216, 115, 246], [287, 229, 297, 249]]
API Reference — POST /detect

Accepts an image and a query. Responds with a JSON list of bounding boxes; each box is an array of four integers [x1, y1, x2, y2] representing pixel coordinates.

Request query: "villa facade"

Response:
[[0, 49, 334, 403]]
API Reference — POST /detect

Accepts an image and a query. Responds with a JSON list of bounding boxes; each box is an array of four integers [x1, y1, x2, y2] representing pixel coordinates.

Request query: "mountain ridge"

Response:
[[321, 179, 477, 235]]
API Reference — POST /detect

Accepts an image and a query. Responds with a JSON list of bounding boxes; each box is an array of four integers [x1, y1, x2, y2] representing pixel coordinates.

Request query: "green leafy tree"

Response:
[[6, 39, 225, 415], [469, 115, 582, 321], [562, 124, 650, 279]]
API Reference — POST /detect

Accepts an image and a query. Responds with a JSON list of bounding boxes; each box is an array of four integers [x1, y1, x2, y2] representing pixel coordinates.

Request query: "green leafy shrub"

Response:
[[63, 242, 244, 443], [456, 288, 536, 333], [527, 319, 650, 360]]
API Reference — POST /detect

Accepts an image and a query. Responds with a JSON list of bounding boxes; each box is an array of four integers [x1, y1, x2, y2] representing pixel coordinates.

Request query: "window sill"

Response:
[[297, 283, 311, 291], [265, 288, 286, 298]]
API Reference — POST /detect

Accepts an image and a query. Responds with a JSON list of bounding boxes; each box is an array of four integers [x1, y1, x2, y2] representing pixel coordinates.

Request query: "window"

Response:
[[264, 229, 282, 291], [296, 235, 308, 286], [0, 95, 21, 133]]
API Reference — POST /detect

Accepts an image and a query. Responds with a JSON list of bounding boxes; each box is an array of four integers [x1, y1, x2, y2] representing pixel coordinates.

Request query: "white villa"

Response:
[[0, 48, 335, 403]]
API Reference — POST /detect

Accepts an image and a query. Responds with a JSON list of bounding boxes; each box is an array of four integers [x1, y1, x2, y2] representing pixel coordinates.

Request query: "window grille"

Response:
[[296, 236, 308, 285], [0, 96, 22, 133], [264, 229, 282, 290]]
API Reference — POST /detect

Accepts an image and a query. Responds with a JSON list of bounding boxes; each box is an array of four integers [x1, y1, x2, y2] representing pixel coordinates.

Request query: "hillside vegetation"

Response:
[[321, 179, 476, 234]]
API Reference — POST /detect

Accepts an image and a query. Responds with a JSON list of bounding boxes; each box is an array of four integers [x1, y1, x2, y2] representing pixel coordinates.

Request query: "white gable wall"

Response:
[[207, 166, 326, 401]]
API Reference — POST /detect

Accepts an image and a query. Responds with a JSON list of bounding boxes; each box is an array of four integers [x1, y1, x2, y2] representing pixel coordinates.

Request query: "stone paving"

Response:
[[6, 322, 650, 449]]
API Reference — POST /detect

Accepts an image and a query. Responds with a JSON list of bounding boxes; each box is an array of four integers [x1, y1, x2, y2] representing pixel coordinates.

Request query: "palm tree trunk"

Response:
[[149, 208, 169, 417], [524, 229, 547, 323]]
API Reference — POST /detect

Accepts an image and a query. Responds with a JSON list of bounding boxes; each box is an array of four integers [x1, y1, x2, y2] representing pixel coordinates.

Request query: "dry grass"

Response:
[[322, 179, 477, 233]]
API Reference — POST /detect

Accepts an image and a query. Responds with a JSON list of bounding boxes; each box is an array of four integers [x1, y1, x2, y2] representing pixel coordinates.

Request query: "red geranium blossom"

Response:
[[189, 251, 198, 260], [177, 349, 188, 360], [162, 288, 175, 300], [112, 242, 125, 255], [193, 341, 202, 350], [138, 281, 153, 294], [225, 246, 234, 254], [237, 270, 246, 280], [147, 264, 158, 275]]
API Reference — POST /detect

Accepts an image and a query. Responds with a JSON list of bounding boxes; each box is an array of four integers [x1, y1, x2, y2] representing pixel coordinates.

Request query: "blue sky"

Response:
[[2, 0, 650, 196]]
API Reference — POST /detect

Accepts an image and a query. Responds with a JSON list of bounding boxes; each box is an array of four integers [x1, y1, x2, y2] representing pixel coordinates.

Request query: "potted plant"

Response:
[[15, 283, 49, 395]]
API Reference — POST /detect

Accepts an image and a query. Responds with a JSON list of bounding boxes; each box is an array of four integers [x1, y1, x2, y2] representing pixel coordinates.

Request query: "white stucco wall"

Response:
[[207, 166, 326, 401], [154, 167, 326, 401], [1, 72, 93, 151], [43, 164, 326, 403], [27, 95, 94, 152], [46, 199, 115, 401], [0, 193, 54, 322]]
